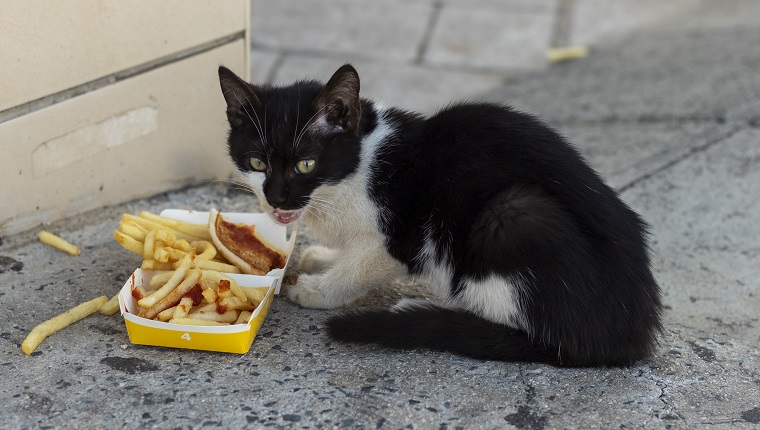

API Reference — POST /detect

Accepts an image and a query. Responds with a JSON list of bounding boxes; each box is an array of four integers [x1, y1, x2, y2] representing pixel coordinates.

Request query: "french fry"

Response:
[[140, 259, 175, 271], [243, 287, 270, 304], [149, 272, 174, 288], [142, 228, 157, 260], [138, 268, 202, 320], [100, 293, 121, 316], [138, 211, 211, 241], [114, 230, 144, 256], [235, 311, 253, 325], [168, 318, 229, 326], [138, 254, 195, 308], [122, 214, 206, 243], [172, 297, 194, 319], [218, 297, 257, 312], [217, 280, 232, 299], [201, 287, 217, 304], [192, 240, 217, 260], [156, 306, 177, 322], [154, 241, 170, 263], [191, 259, 241, 274], [547, 45, 589, 63], [191, 303, 217, 314], [131, 285, 148, 302], [119, 220, 148, 242], [185, 309, 239, 323], [22, 296, 107, 355], [201, 270, 246, 302], [142, 228, 175, 260], [38, 230, 81, 256]]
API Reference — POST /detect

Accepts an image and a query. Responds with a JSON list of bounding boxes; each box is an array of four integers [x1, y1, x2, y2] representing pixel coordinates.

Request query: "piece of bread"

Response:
[[208, 208, 286, 275]]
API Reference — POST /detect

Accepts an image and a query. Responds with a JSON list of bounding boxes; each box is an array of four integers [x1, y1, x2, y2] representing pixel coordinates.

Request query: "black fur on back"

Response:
[[328, 102, 662, 367]]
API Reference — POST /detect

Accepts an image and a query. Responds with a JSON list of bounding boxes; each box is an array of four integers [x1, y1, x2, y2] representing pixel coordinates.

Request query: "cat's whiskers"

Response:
[[209, 177, 256, 195], [229, 91, 266, 146], [241, 136, 266, 154], [222, 177, 255, 193], [292, 84, 301, 151], [302, 195, 340, 223], [303, 204, 326, 225], [304, 198, 339, 216]]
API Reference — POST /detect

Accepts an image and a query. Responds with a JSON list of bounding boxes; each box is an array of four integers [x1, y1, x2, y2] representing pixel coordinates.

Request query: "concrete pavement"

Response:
[[1, 0, 759, 428]]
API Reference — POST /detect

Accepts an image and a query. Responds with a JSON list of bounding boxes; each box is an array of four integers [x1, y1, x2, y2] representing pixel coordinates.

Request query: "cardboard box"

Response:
[[159, 209, 296, 293], [119, 270, 277, 354], [117, 209, 296, 354]]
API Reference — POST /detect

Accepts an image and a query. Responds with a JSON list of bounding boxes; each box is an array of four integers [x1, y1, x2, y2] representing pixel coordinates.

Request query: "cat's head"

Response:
[[218, 65, 367, 225]]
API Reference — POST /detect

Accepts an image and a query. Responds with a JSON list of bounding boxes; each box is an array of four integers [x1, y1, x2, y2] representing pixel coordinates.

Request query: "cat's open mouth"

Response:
[[272, 209, 301, 225]]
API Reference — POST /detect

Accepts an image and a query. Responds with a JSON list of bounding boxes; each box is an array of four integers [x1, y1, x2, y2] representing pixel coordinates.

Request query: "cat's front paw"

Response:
[[285, 274, 340, 309], [298, 245, 338, 274]]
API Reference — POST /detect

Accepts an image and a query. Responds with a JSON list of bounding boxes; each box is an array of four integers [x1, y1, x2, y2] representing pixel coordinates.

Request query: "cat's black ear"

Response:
[[313, 64, 361, 135], [218, 66, 262, 128]]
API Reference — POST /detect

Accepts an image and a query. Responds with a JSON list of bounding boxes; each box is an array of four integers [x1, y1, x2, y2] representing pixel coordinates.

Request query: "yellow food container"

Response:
[[117, 209, 296, 354], [118, 270, 278, 354]]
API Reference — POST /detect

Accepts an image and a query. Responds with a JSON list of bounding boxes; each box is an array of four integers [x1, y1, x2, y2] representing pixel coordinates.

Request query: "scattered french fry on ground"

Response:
[[100, 293, 121, 316], [38, 231, 81, 256], [547, 45, 589, 63], [22, 295, 108, 355]]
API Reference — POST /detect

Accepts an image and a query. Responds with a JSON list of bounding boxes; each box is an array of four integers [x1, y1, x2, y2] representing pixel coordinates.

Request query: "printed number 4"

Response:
[[181, 333, 192, 341]]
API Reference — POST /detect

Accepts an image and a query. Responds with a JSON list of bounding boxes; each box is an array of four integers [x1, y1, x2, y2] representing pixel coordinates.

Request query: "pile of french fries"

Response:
[[133, 252, 267, 326], [113, 211, 240, 273], [21, 210, 270, 356]]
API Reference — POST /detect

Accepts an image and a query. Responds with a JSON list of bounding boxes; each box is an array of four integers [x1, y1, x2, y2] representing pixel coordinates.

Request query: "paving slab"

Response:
[[568, 0, 706, 46], [560, 119, 725, 191], [623, 128, 760, 347], [271, 55, 504, 114], [424, 6, 555, 71], [484, 22, 760, 124], [250, 0, 433, 62]]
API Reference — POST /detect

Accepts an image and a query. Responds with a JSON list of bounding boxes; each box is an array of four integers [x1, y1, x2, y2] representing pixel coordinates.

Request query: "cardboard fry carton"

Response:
[[160, 209, 297, 294], [117, 210, 296, 354]]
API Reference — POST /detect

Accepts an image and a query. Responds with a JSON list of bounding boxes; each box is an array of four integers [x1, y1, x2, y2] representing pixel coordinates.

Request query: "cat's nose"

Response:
[[266, 193, 288, 208], [264, 177, 289, 208]]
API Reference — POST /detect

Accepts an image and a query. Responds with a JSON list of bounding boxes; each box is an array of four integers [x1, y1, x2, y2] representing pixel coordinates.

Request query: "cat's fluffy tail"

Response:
[[325, 303, 562, 365]]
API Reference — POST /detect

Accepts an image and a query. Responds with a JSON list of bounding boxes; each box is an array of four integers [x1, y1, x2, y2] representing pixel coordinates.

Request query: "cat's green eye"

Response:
[[249, 157, 266, 172], [295, 159, 316, 174]]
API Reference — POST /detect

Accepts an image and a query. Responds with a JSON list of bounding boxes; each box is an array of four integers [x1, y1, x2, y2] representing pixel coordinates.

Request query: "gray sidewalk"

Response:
[[2, 0, 760, 428], [249, 0, 709, 113]]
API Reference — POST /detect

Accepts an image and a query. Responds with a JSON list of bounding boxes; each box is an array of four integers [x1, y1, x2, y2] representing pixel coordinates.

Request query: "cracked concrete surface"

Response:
[[2, 1, 760, 428]]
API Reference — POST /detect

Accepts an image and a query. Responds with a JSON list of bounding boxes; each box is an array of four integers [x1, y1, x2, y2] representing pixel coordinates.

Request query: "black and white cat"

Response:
[[218, 64, 662, 366]]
